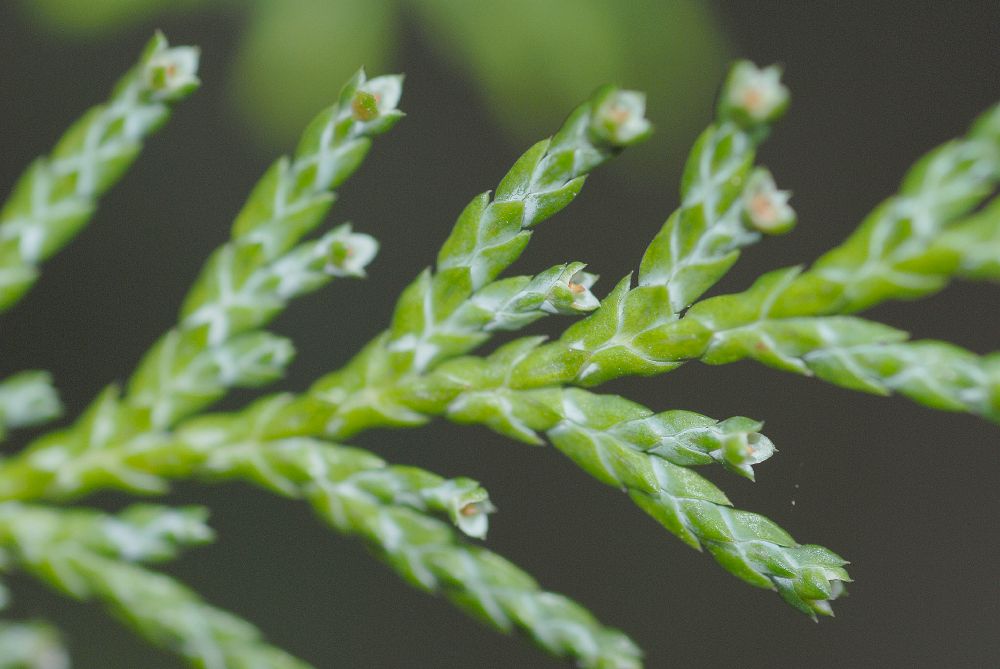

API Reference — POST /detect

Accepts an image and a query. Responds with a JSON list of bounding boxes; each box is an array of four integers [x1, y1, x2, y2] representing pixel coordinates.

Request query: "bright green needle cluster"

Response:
[[528, 101, 1000, 417], [0, 32, 200, 313], [183, 403, 641, 667], [297, 86, 648, 439], [1, 38, 999, 668], [0, 399, 641, 668], [344, 84, 647, 403], [0, 37, 645, 667], [308, 338, 848, 618], [389, 96, 1000, 420], [0, 503, 312, 669], [0, 31, 199, 444], [126, 67, 398, 431], [313, 497, 642, 669]]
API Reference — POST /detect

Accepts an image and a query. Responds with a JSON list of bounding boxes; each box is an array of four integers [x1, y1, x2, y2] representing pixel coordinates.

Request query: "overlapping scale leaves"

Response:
[[0, 503, 311, 668], [502, 61, 799, 387], [184, 403, 640, 667], [684, 267, 1000, 420], [386, 261, 600, 374], [308, 83, 652, 442], [382, 85, 650, 375], [126, 69, 397, 431], [488, 98, 1000, 420], [0, 32, 199, 312], [0, 386, 642, 667], [179, 397, 640, 668], [389, 341, 848, 618], [3, 44, 1000, 669]]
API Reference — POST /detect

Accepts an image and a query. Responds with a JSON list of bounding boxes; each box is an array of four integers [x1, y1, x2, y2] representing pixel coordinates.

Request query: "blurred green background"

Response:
[[2, 1, 999, 667]]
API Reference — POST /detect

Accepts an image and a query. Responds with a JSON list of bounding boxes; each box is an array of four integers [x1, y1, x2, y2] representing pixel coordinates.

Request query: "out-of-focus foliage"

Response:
[[20, 0, 728, 156]]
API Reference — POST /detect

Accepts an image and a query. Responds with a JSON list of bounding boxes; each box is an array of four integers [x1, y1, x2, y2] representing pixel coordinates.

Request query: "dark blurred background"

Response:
[[2, 2, 1000, 667]]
